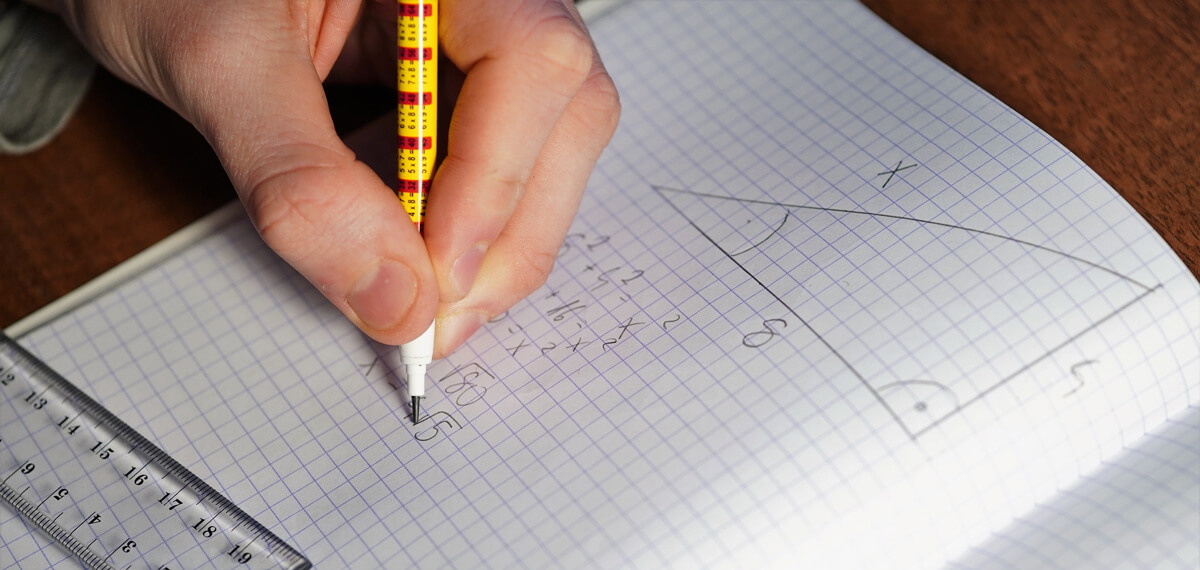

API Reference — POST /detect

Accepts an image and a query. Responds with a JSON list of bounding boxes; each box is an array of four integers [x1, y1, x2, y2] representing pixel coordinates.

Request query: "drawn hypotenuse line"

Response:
[[653, 185, 1160, 440]]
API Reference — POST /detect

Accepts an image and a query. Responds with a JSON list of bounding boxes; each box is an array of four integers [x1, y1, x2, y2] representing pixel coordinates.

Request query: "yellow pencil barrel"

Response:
[[397, 0, 438, 232]]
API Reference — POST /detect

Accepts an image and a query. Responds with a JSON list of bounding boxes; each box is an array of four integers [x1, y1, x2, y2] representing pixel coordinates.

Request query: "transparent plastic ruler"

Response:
[[0, 334, 311, 570]]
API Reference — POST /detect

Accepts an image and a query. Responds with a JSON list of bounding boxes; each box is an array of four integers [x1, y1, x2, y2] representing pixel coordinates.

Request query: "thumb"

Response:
[[188, 38, 437, 345]]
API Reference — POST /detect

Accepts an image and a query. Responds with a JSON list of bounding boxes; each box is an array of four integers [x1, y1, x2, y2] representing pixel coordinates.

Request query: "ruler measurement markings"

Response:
[[10, 370, 247, 568], [0, 335, 310, 569], [33, 485, 66, 511]]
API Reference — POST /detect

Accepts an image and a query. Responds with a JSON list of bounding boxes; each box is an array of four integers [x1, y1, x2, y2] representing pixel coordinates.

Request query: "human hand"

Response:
[[45, 0, 620, 356]]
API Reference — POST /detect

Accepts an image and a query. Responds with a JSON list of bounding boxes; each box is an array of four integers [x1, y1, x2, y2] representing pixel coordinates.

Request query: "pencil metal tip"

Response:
[[411, 396, 421, 424]]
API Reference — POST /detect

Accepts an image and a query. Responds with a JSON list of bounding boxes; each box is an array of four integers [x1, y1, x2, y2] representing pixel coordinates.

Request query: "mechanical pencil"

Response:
[[397, 0, 438, 424]]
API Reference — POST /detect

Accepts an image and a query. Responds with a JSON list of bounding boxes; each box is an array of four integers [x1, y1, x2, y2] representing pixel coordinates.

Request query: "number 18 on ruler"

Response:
[[0, 334, 310, 569]]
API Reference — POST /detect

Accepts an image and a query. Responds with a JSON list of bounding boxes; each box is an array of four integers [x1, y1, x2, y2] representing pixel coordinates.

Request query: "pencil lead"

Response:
[[412, 396, 421, 424]]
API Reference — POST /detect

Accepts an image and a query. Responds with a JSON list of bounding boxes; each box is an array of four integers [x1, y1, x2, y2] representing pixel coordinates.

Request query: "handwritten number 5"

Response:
[[415, 411, 460, 442]]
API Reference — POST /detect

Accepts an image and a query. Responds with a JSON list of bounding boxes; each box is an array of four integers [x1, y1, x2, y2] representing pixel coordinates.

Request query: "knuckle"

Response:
[[509, 246, 558, 298], [439, 153, 527, 214], [525, 11, 594, 89], [491, 171, 528, 212], [579, 70, 622, 138], [158, 18, 241, 81], [244, 167, 343, 262]]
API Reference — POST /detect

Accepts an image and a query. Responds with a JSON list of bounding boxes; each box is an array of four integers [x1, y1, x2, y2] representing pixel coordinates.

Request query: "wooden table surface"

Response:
[[1, 0, 1197, 328]]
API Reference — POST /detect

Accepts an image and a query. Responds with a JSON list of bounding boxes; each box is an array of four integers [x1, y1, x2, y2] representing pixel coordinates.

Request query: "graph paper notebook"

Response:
[[4, 1, 1198, 568]]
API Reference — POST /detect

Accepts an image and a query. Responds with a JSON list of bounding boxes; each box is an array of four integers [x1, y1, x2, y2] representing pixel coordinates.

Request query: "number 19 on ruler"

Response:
[[0, 334, 310, 570]]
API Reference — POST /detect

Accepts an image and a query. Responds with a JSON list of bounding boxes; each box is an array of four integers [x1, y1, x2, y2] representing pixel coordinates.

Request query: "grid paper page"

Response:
[[5, 1, 1200, 568], [948, 405, 1200, 569]]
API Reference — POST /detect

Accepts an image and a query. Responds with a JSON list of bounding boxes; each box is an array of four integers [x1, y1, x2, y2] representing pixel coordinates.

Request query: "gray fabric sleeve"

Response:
[[0, 2, 95, 154]]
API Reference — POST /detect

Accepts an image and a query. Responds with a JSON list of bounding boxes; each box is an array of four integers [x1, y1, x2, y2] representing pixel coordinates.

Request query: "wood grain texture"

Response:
[[0, 0, 1196, 328], [0, 71, 233, 327], [861, 0, 1200, 276], [0, 70, 391, 327]]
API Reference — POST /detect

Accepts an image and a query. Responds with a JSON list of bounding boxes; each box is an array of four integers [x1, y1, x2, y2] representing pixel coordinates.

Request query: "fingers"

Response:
[[225, 61, 439, 345], [328, 0, 396, 84], [430, 0, 621, 355], [425, 0, 598, 298], [56, 0, 619, 355], [154, 2, 438, 345]]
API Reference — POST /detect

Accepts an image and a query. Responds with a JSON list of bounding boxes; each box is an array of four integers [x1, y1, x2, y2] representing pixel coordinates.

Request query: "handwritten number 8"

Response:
[[443, 382, 486, 406], [742, 319, 788, 348]]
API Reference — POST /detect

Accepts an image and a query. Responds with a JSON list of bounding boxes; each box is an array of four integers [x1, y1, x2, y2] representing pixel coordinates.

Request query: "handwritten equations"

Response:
[[4, 2, 1197, 569]]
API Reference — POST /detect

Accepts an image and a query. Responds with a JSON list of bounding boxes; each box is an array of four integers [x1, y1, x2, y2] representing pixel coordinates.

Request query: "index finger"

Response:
[[424, 0, 598, 301]]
